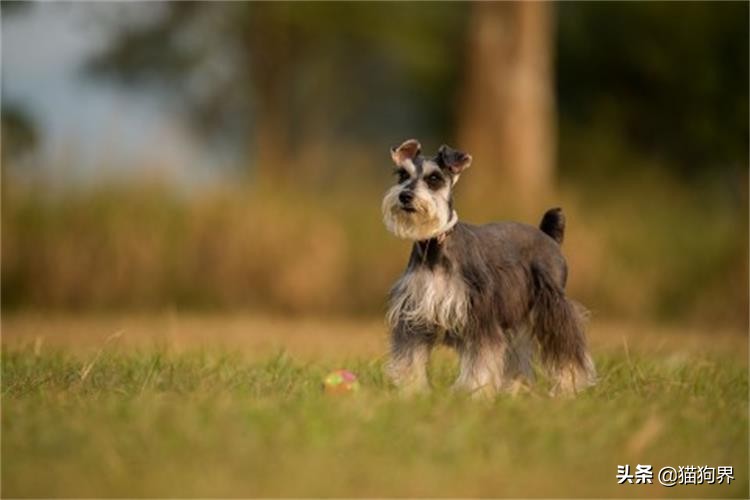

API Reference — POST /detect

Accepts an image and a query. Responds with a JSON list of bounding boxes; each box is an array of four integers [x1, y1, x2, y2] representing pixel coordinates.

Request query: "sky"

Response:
[[2, 2, 222, 183]]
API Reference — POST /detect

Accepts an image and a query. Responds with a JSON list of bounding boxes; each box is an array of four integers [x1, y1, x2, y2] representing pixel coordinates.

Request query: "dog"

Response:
[[382, 138, 595, 397]]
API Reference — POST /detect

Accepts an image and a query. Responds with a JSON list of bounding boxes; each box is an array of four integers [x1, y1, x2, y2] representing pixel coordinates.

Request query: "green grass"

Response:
[[2, 347, 747, 497]]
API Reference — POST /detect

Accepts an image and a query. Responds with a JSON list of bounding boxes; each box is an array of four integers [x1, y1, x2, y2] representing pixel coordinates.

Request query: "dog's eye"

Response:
[[425, 173, 444, 189], [395, 169, 410, 183]]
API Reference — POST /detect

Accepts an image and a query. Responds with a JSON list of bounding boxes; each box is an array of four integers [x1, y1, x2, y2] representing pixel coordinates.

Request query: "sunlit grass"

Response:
[[3, 345, 747, 497]]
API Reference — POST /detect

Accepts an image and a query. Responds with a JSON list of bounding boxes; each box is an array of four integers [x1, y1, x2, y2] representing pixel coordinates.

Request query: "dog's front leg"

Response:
[[452, 329, 506, 398], [386, 321, 436, 395], [502, 324, 536, 394]]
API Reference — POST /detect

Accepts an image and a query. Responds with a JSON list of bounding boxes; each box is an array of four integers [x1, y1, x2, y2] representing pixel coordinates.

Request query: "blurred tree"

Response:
[[0, 1, 32, 16], [82, 1, 747, 190], [556, 2, 749, 180], [1, 0, 38, 166], [459, 2, 556, 208], [84, 2, 468, 183], [1, 104, 38, 166]]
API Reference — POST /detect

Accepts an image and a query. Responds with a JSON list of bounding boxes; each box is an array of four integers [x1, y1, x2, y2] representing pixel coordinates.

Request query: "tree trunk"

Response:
[[244, 4, 295, 186], [458, 2, 556, 212]]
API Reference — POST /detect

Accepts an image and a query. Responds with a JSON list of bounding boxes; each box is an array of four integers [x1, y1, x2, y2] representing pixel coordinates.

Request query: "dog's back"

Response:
[[451, 215, 568, 291]]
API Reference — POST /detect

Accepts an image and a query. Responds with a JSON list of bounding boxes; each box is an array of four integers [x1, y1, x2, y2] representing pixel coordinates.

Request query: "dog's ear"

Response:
[[436, 145, 472, 175], [390, 139, 421, 166]]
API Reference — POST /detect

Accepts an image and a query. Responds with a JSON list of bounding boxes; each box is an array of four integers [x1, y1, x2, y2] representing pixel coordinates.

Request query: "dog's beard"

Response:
[[382, 186, 452, 241]]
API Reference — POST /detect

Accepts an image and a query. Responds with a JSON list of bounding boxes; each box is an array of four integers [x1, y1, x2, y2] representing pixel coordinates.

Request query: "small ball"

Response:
[[322, 369, 360, 394]]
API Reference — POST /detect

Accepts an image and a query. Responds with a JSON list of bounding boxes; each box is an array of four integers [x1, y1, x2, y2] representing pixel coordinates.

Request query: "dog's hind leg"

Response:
[[386, 321, 436, 395], [531, 265, 596, 395]]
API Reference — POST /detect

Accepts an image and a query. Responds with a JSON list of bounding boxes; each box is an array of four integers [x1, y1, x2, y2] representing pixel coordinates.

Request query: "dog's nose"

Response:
[[399, 191, 414, 205]]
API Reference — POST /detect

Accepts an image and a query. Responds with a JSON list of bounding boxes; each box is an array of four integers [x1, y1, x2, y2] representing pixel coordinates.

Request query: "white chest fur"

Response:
[[387, 267, 469, 332]]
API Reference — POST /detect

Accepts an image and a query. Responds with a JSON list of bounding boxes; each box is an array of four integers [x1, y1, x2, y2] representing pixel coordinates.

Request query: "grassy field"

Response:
[[2, 314, 748, 497]]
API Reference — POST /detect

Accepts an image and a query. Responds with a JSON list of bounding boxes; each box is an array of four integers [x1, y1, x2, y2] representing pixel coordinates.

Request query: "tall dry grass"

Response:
[[2, 171, 747, 327]]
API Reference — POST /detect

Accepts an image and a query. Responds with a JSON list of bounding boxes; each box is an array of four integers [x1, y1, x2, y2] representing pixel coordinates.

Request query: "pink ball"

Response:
[[323, 369, 360, 394]]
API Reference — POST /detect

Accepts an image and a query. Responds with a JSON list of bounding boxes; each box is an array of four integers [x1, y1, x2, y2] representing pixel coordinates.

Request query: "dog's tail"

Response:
[[539, 207, 565, 244], [530, 264, 596, 394]]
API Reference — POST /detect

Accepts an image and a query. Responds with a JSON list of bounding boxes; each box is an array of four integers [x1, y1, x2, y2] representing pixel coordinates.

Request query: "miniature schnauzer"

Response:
[[382, 139, 595, 397]]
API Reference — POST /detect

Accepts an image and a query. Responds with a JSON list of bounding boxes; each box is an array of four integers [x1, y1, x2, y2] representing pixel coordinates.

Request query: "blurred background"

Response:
[[2, 1, 748, 330]]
